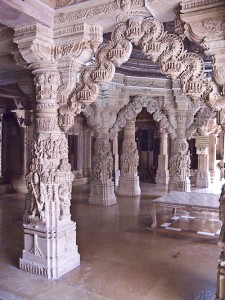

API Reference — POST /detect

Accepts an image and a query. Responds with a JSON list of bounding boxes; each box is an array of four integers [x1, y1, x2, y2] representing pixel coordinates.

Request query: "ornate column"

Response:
[[155, 130, 169, 185], [209, 133, 218, 183], [195, 134, 211, 188], [83, 127, 92, 178], [169, 137, 191, 192], [85, 88, 128, 205], [117, 119, 141, 196], [89, 132, 116, 205], [112, 132, 120, 192], [14, 25, 79, 279], [168, 95, 191, 192], [13, 20, 103, 278]]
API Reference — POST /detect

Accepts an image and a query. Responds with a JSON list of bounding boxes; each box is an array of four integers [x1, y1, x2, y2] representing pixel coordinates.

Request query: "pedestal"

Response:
[[89, 181, 116, 205], [196, 171, 211, 188], [117, 175, 141, 196], [20, 221, 80, 279], [155, 170, 170, 185]]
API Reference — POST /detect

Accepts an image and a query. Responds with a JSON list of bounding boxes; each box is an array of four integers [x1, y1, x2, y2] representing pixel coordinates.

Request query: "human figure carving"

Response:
[[29, 172, 46, 221]]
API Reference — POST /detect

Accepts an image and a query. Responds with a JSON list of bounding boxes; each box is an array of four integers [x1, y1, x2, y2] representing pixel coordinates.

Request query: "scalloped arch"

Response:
[[110, 96, 176, 138], [67, 16, 221, 114]]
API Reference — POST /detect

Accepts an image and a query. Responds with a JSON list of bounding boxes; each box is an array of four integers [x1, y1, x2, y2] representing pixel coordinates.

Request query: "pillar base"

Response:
[[196, 171, 211, 188], [114, 170, 120, 193], [169, 179, 190, 192], [117, 176, 141, 196], [20, 221, 80, 279], [210, 170, 215, 183], [155, 170, 169, 185], [89, 181, 116, 205], [216, 259, 225, 300]]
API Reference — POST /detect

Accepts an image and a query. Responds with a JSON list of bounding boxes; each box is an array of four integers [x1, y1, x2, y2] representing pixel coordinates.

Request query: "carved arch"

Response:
[[59, 15, 222, 130], [110, 96, 176, 138]]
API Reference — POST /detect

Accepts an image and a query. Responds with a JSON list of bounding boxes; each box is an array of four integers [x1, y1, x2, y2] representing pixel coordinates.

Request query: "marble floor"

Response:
[[0, 181, 224, 300]]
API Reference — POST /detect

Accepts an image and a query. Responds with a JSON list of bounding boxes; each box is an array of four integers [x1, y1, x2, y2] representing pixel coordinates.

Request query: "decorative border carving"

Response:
[[54, 0, 144, 25]]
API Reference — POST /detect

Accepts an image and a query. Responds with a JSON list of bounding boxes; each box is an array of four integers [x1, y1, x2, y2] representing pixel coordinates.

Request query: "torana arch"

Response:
[[59, 15, 224, 131], [110, 96, 175, 138]]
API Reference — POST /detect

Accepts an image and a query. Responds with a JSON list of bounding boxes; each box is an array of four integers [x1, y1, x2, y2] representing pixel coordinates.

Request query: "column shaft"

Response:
[[155, 132, 169, 185], [20, 66, 80, 279], [89, 136, 116, 205], [117, 119, 141, 196]]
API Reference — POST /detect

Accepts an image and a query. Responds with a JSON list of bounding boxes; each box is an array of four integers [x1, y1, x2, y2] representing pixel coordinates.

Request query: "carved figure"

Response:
[[58, 184, 70, 220], [28, 172, 46, 221]]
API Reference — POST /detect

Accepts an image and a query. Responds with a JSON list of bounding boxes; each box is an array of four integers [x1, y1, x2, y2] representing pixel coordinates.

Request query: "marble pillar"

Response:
[[89, 135, 116, 205], [19, 65, 80, 279], [83, 128, 92, 178], [112, 133, 120, 192], [209, 134, 218, 183], [155, 131, 169, 185], [169, 137, 191, 192], [195, 134, 211, 188], [117, 119, 141, 196]]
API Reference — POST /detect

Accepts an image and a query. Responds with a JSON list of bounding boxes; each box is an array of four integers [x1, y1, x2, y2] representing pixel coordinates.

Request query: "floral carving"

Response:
[[203, 17, 224, 33]]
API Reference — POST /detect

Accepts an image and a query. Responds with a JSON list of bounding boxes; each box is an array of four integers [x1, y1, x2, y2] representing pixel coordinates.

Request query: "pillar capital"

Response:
[[179, 0, 225, 94]]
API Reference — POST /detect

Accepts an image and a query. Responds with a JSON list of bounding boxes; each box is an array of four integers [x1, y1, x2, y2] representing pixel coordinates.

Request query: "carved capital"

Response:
[[180, 0, 225, 93]]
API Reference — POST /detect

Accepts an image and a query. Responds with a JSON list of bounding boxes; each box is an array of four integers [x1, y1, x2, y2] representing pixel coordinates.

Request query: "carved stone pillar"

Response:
[[155, 131, 169, 185], [112, 133, 120, 192], [83, 127, 92, 178], [169, 137, 191, 192], [209, 133, 218, 183], [168, 98, 191, 192], [216, 184, 225, 300], [195, 135, 211, 188], [89, 134, 116, 205], [18, 64, 80, 279], [117, 119, 141, 196]]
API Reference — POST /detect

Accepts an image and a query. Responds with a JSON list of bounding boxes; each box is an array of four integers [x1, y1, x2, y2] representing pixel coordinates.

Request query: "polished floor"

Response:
[[0, 181, 224, 300]]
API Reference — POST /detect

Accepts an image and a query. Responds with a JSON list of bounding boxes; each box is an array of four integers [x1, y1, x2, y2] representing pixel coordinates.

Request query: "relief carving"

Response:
[[26, 134, 73, 223], [92, 140, 113, 182], [202, 17, 224, 33], [120, 141, 139, 176]]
